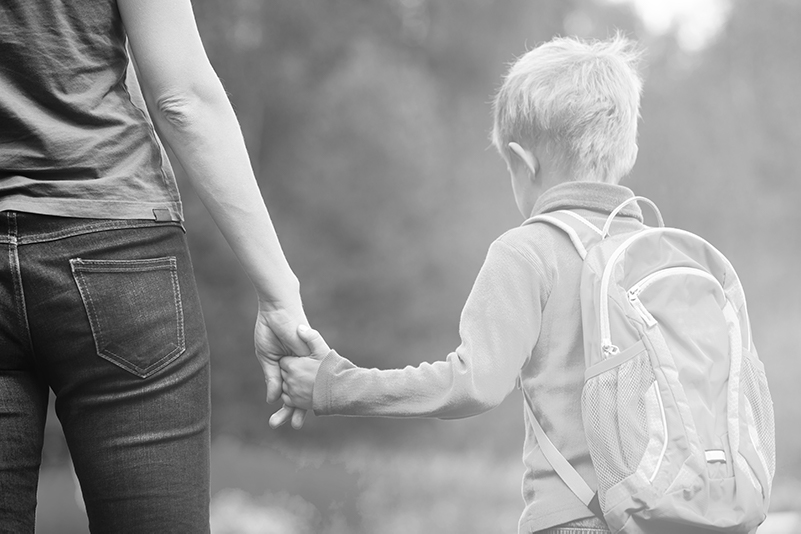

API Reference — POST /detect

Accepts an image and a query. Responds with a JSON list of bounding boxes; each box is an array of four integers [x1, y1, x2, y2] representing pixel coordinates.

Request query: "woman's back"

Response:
[[0, 0, 181, 221]]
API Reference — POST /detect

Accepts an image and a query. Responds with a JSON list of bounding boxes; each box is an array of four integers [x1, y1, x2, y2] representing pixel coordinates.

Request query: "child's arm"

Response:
[[279, 236, 547, 420]]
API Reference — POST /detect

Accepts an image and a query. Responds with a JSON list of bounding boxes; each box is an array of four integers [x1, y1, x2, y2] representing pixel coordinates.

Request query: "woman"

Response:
[[0, 0, 303, 531]]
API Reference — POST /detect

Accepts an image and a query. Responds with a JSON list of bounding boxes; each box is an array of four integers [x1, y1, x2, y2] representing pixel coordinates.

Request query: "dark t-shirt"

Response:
[[0, 0, 182, 221]]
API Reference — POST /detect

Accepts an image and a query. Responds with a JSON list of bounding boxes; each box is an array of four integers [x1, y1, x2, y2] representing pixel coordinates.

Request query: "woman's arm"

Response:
[[118, 0, 305, 427]]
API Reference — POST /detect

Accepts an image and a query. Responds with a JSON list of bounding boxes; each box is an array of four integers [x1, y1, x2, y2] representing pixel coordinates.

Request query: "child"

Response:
[[278, 34, 644, 534]]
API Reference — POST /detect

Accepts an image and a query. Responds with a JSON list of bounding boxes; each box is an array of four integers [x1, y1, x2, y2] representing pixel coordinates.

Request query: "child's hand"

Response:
[[276, 325, 331, 413]]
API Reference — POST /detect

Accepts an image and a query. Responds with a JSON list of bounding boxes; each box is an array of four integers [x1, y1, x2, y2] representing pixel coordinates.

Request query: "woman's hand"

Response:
[[255, 303, 311, 429]]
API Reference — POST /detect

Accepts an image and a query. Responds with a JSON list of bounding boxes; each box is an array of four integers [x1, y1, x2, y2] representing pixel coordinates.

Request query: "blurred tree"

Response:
[[633, 0, 801, 475], [166, 0, 800, 476]]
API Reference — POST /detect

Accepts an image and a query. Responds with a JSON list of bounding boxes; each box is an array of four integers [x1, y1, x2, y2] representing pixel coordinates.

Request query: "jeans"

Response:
[[0, 211, 211, 533], [537, 516, 611, 534]]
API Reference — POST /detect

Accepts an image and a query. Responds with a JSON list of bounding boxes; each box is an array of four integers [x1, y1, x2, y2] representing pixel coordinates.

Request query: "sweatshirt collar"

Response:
[[529, 181, 643, 222]]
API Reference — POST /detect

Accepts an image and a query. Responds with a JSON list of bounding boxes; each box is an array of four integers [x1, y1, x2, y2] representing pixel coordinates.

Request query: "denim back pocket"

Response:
[[70, 256, 186, 378]]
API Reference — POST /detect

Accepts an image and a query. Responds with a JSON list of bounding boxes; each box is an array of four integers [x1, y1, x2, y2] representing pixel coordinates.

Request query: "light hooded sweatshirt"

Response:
[[312, 181, 644, 533]]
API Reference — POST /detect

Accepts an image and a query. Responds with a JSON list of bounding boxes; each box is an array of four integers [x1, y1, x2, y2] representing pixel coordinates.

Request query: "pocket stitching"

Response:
[[70, 257, 186, 378]]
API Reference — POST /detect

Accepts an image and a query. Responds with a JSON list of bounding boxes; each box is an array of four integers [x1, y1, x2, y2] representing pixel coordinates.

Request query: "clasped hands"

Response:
[[279, 324, 329, 409], [255, 305, 330, 429]]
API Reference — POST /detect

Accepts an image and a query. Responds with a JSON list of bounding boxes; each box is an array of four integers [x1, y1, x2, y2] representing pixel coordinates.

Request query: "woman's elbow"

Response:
[[154, 93, 197, 130], [152, 80, 227, 132]]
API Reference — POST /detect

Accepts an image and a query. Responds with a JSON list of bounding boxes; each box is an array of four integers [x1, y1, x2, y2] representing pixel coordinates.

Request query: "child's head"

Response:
[[492, 34, 643, 211]]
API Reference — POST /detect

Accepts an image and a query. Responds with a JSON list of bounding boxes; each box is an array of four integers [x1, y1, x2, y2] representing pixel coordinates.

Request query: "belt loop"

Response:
[[8, 210, 18, 240]]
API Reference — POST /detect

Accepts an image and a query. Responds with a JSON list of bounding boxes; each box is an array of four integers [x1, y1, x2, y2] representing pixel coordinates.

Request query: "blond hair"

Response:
[[492, 34, 643, 183]]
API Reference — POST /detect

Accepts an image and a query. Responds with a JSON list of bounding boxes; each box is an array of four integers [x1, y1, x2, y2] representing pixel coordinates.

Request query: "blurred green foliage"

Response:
[[170, 0, 800, 480], [35, 1, 801, 531]]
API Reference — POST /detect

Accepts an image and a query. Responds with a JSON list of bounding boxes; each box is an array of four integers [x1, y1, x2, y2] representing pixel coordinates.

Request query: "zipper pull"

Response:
[[602, 343, 620, 357], [628, 289, 657, 327]]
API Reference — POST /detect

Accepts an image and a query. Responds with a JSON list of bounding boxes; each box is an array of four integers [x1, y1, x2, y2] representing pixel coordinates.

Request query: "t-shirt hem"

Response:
[[0, 197, 184, 222]]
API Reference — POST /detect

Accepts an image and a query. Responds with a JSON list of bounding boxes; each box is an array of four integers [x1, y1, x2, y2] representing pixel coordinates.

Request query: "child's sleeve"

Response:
[[313, 236, 548, 419]]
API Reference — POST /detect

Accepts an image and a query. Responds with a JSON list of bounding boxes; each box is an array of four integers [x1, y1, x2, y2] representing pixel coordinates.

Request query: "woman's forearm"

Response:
[[118, 0, 301, 312], [119, 0, 308, 424], [149, 82, 301, 311]]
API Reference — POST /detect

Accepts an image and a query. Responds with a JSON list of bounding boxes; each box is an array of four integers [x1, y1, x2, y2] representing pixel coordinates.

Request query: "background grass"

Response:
[[36, 433, 801, 533]]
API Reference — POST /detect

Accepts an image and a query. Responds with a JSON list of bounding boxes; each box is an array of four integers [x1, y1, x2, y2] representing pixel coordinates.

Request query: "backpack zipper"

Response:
[[599, 228, 738, 355], [627, 267, 723, 327], [599, 228, 662, 355]]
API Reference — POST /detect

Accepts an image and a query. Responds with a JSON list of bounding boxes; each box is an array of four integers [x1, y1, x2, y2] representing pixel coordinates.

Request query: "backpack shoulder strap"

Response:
[[523, 210, 603, 260], [521, 209, 604, 517], [522, 386, 603, 518]]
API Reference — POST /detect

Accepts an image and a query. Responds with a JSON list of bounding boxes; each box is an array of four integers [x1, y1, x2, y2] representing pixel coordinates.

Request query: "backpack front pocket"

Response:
[[70, 256, 186, 378]]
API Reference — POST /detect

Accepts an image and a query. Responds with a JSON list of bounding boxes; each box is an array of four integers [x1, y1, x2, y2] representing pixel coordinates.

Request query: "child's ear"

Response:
[[508, 142, 538, 180]]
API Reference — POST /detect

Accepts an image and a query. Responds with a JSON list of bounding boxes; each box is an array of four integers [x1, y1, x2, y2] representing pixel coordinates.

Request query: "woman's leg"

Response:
[[0, 365, 48, 533], [18, 213, 211, 533], [0, 212, 49, 533], [0, 371, 48, 533]]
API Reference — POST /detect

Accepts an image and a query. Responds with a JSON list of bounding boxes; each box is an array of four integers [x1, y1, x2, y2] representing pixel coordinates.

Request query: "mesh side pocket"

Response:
[[582, 351, 656, 510], [741, 355, 776, 480]]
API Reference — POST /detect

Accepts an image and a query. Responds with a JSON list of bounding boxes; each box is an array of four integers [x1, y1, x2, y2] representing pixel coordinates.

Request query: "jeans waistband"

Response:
[[0, 211, 184, 245]]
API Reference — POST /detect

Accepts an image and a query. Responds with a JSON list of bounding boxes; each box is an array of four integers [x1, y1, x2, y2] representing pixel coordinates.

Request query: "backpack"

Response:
[[522, 196, 775, 534]]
